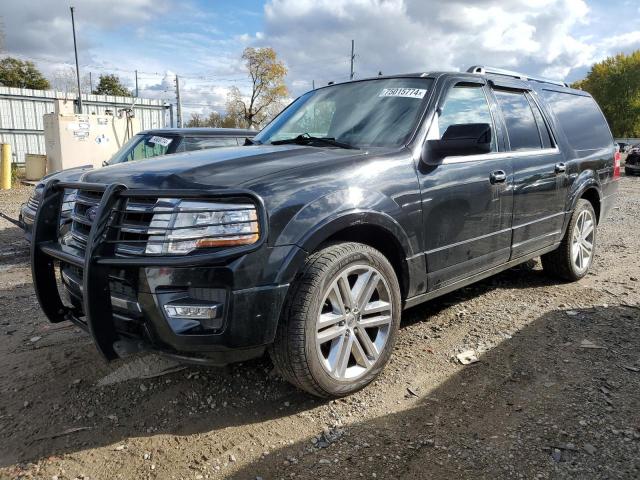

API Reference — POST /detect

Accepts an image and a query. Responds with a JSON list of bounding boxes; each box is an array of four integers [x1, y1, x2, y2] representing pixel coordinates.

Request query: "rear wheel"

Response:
[[542, 199, 597, 281], [270, 242, 401, 398]]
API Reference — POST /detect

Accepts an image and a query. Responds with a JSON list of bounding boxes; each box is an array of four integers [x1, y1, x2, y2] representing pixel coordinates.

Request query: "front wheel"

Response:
[[541, 199, 597, 281], [270, 242, 401, 398]]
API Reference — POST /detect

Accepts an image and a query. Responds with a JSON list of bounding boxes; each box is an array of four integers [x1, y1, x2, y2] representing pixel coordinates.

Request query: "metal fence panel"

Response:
[[0, 87, 169, 164]]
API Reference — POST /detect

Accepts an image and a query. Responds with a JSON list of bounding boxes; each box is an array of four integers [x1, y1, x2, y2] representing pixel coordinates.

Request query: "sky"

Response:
[[2, 0, 639, 119]]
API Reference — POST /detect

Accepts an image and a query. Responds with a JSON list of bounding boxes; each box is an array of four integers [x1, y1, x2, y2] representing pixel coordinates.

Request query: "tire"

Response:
[[269, 242, 401, 398], [625, 167, 636, 176], [541, 199, 597, 281]]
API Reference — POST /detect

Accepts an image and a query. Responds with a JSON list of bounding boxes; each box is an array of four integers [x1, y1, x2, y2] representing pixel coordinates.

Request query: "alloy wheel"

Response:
[[315, 264, 393, 380], [571, 209, 595, 274]]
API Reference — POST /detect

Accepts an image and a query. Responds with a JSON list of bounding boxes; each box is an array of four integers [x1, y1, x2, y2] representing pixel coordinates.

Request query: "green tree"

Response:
[[92, 74, 131, 97], [226, 47, 288, 128], [0, 57, 50, 89], [572, 50, 640, 137]]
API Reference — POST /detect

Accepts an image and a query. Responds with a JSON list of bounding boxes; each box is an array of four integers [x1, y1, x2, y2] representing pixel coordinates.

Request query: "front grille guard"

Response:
[[31, 179, 269, 360]]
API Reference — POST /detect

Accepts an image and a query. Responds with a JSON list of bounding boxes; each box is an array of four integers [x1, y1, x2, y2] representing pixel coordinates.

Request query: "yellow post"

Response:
[[0, 143, 11, 190]]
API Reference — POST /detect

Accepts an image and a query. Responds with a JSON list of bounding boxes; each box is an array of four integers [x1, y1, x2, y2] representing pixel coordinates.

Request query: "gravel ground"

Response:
[[0, 178, 638, 480]]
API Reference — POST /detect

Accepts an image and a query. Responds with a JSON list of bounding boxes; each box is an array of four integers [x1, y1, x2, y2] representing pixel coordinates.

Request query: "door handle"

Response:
[[490, 170, 507, 184], [555, 163, 566, 174]]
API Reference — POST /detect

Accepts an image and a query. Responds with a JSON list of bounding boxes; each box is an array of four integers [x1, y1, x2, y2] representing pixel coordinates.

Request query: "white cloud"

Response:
[[259, 0, 636, 94], [1, 0, 245, 119], [599, 31, 640, 52], [2, 0, 172, 61], [3, 0, 640, 118]]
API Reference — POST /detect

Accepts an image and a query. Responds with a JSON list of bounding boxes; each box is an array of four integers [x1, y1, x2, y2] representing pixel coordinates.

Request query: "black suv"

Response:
[[30, 66, 619, 397]]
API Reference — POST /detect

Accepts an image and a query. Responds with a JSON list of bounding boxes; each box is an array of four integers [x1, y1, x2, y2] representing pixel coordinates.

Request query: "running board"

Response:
[[403, 243, 560, 310]]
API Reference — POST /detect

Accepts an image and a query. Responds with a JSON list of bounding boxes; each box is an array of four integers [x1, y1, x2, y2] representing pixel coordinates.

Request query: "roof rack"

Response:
[[466, 65, 569, 88]]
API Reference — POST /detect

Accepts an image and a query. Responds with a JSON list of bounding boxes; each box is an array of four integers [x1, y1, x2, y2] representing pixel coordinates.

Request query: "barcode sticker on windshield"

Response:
[[379, 88, 427, 99], [148, 136, 172, 147]]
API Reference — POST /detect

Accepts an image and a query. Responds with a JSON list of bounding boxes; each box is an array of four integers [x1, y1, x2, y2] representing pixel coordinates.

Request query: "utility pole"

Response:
[[312, 80, 315, 90], [349, 39, 355, 81], [70, 6, 83, 113], [89, 72, 93, 93], [175, 74, 182, 128], [135, 70, 139, 97]]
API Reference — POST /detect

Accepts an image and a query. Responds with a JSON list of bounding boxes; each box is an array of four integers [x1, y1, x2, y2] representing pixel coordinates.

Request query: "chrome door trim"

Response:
[[425, 227, 511, 255], [441, 147, 560, 165], [512, 211, 565, 230]]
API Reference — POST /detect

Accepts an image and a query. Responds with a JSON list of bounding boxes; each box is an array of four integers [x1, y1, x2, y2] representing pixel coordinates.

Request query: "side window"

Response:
[[177, 137, 239, 152], [433, 84, 497, 152], [126, 136, 173, 162], [528, 95, 554, 149], [540, 90, 612, 151], [494, 90, 542, 151]]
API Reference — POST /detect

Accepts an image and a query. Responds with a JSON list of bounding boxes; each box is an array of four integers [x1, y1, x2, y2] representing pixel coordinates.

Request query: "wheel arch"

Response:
[[567, 172, 602, 223], [274, 211, 421, 300], [579, 187, 601, 223]]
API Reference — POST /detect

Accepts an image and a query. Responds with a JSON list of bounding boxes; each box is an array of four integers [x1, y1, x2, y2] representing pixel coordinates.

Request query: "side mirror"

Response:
[[423, 123, 492, 163]]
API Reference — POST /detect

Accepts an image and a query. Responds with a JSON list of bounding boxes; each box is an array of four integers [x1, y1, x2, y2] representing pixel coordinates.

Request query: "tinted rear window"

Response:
[[540, 91, 612, 150]]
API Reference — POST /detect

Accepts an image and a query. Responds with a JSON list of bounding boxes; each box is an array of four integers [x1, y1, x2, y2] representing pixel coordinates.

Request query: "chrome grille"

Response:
[[69, 190, 103, 252], [68, 190, 158, 256], [27, 196, 40, 211], [114, 197, 157, 255]]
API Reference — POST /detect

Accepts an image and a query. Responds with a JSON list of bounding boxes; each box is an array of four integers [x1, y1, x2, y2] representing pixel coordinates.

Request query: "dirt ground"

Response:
[[0, 178, 638, 480]]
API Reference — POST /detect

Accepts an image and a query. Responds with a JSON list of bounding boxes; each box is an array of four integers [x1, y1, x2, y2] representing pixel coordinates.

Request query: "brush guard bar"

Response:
[[30, 180, 268, 360]]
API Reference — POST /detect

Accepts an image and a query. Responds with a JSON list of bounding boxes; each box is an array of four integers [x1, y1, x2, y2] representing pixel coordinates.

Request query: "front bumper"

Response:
[[31, 181, 291, 365], [20, 203, 35, 239]]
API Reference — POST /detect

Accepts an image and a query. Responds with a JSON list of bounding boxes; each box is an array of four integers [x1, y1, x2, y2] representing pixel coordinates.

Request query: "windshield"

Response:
[[254, 78, 433, 148], [107, 133, 177, 165]]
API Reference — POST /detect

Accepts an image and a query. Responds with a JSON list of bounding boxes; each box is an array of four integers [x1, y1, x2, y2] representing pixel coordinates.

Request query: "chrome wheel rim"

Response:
[[571, 209, 595, 273], [316, 264, 393, 380]]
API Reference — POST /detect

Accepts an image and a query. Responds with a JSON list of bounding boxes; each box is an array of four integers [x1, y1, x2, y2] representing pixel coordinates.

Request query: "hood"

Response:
[[80, 144, 371, 190], [42, 165, 93, 185]]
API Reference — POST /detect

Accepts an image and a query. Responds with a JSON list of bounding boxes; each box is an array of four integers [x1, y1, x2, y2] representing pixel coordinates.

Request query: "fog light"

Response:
[[163, 301, 223, 334], [164, 304, 219, 320]]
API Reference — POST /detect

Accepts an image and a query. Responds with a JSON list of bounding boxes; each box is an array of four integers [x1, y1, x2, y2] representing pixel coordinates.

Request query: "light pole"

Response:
[[70, 6, 83, 113]]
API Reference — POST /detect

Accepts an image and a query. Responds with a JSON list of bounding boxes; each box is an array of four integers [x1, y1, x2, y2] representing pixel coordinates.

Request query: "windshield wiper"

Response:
[[271, 133, 357, 149]]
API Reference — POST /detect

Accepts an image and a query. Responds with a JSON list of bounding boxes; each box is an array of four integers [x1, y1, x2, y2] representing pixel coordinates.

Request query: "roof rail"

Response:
[[467, 65, 569, 88]]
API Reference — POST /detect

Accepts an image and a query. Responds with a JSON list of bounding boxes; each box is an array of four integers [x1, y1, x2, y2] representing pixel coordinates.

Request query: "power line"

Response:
[[181, 102, 228, 107], [3, 53, 252, 83]]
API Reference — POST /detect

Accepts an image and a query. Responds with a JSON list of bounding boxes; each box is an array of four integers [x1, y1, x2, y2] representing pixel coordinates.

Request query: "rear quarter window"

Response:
[[540, 90, 612, 151]]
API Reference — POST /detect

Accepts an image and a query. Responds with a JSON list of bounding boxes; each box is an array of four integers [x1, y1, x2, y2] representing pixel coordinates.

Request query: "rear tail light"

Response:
[[613, 151, 621, 180]]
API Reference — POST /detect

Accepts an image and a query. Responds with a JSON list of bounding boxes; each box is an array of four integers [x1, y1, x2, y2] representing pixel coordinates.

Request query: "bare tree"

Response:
[[51, 66, 91, 94]]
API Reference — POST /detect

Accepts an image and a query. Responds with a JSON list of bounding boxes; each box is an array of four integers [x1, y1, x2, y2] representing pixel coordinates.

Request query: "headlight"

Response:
[[33, 183, 45, 199], [145, 199, 260, 255], [61, 189, 78, 216]]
